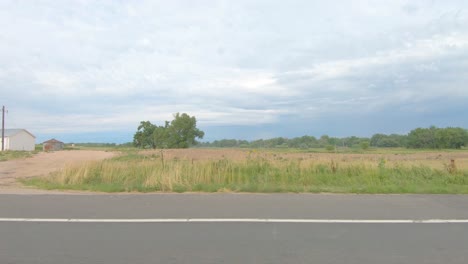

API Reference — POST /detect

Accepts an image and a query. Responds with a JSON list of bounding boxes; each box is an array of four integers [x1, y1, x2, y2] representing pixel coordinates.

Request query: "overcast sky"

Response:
[[1, 0, 467, 143]]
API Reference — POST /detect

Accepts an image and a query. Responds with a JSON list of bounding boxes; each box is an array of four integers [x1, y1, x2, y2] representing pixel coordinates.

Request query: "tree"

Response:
[[152, 125, 170, 148], [435, 127, 468, 149], [189, 126, 467, 149], [166, 113, 205, 148], [133, 121, 157, 149], [407, 126, 467, 149], [407, 126, 437, 149], [133, 113, 204, 149], [370, 134, 386, 147], [319, 135, 330, 147], [370, 133, 405, 147]]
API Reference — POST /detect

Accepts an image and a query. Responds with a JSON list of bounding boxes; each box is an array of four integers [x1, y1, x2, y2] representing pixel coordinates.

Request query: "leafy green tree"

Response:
[[319, 135, 330, 147], [152, 125, 170, 148], [133, 121, 157, 148], [288, 135, 318, 148], [166, 113, 205, 148], [407, 126, 438, 149], [133, 113, 204, 149], [250, 139, 264, 148], [379, 138, 400, 147], [192, 126, 466, 150], [370, 133, 405, 147], [389, 134, 408, 147], [435, 127, 468, 149], [407, 126, 467, 149], [370, 134, 386, 147], [344, 136, 366, 148]]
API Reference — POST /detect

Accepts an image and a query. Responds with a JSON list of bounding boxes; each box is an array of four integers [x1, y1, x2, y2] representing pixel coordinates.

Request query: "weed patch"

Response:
[[22, 151, 468, 194]]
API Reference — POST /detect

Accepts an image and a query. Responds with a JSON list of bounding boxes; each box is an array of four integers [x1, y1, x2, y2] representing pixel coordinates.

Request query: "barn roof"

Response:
[[3, 129, 36, 138], [43, 138, 64, 144]]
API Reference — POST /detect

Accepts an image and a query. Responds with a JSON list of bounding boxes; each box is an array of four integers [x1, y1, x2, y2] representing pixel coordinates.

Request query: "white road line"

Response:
[[1, 218, 468, 223]]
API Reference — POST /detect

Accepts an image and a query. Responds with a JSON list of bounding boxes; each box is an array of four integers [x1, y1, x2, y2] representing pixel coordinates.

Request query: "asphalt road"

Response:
[[1, 194, 468, 264]]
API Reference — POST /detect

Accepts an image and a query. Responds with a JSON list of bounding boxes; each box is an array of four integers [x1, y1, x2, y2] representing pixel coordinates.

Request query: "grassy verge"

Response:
[[0, 151, 36, 162], [21, 152, 468, 193]]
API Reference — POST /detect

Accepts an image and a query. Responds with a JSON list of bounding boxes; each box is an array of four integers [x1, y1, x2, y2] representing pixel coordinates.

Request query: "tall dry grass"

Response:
[[23, 150, 468, 193]]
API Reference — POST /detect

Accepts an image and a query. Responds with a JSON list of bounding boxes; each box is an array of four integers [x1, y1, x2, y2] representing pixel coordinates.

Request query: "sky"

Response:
[[1, 0, 468, 143]]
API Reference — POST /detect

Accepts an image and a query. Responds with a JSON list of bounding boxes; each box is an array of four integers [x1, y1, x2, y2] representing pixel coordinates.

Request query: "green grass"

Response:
[[0, 150, 36, 162], [21, 153, 468, 193]]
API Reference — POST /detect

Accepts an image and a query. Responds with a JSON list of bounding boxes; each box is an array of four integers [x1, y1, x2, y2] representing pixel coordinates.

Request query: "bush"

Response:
[[360, 141, 370, 150]]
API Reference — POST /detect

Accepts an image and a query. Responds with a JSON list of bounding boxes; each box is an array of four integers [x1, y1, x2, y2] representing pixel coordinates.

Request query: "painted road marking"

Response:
[[1, 218, 468, 223]]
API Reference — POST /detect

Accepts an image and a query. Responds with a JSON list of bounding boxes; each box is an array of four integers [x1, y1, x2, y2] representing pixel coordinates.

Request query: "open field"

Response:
[[22, 148, 468, 193]]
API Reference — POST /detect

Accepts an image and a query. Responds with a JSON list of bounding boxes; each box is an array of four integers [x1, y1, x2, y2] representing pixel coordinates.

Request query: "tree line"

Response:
[[196, 126, 468, 149], [131, 114, 467, 149]]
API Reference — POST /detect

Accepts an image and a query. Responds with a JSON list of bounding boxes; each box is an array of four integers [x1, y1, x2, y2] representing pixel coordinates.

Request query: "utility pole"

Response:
[[1, 105, 5, 151]]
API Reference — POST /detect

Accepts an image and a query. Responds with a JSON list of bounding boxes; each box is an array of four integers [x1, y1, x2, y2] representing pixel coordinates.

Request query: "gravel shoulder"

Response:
[[0, 150, 116, 193]]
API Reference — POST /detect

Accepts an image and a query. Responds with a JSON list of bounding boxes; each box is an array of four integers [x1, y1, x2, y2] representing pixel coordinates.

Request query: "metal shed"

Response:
[[43, 138, 65, 151]]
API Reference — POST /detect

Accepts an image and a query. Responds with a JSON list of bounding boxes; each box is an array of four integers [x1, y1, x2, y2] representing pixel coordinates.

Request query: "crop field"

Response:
[[22, 148, 468, 193]]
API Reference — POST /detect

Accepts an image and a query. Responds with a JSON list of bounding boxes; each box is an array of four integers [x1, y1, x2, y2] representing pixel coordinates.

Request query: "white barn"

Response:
[[1, 129, 36, 151]]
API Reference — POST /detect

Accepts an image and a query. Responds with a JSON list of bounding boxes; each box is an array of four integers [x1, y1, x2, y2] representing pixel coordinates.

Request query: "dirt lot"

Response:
[[0, 150, 115, 192]]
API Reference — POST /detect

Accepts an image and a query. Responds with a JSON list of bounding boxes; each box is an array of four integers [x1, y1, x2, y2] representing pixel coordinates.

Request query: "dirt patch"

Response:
[[0, 150, 116, 191]]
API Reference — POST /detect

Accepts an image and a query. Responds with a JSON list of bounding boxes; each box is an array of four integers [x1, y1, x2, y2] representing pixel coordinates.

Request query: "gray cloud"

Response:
[[1, 0, 467, 142]]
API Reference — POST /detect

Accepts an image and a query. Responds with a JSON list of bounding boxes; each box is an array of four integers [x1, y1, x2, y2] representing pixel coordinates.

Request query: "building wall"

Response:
[[43, 142, 64, 151], [7, 131, 35, 151], [0, 137, 10, 150]]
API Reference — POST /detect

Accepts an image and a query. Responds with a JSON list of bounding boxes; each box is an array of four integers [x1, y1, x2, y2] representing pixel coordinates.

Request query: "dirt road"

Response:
[[0, 150, 115, 190]]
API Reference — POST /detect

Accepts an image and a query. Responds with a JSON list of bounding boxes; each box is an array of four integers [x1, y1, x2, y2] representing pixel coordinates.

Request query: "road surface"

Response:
[[1, 194, 468, 264]]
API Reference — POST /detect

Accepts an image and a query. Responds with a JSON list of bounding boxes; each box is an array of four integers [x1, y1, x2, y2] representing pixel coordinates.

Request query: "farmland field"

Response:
[[21, 148, 468, 194]]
